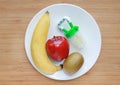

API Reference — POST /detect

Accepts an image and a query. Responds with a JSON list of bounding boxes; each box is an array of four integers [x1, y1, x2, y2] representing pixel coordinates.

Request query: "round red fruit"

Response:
[[46, 36, 69, 61]]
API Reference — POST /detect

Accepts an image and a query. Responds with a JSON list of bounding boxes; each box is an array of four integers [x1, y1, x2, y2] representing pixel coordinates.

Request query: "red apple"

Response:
[[46, 36, 69, 61]]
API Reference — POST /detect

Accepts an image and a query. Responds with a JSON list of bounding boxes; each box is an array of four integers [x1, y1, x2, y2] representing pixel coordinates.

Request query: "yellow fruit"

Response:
[[31, 11, 62, 75]]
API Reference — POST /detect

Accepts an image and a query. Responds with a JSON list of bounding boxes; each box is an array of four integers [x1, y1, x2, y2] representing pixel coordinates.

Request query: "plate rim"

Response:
[[24, 3, 102, 80]]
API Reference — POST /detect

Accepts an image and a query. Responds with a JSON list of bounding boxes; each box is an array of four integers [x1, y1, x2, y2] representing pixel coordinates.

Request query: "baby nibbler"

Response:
[[58, 16, 84, 49]]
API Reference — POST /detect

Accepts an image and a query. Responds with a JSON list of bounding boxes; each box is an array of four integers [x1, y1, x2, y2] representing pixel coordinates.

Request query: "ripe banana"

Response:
[[31, 11, 62, 74]]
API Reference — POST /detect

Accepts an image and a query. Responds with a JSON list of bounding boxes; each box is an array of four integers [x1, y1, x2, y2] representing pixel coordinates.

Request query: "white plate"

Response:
[[25, 4, 101, 80]]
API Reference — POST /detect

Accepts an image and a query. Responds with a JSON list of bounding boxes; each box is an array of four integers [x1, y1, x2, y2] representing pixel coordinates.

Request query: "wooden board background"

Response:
[[0, 0, 120, 85]]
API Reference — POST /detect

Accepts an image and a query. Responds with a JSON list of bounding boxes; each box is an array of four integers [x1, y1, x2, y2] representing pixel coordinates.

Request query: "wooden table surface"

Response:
[[0, 0, 120, 85]]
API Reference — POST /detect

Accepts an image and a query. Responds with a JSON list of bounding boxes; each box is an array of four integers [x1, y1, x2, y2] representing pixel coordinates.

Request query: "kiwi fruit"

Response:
[[63, 52, 84, 75]]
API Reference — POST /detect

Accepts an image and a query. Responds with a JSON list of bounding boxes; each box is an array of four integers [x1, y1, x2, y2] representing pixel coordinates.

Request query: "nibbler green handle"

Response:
[[58, 16, 79, 38]]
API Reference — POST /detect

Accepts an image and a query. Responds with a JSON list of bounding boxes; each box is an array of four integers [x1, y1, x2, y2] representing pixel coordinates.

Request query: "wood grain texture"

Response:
[[0, 0, 120, 85]]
